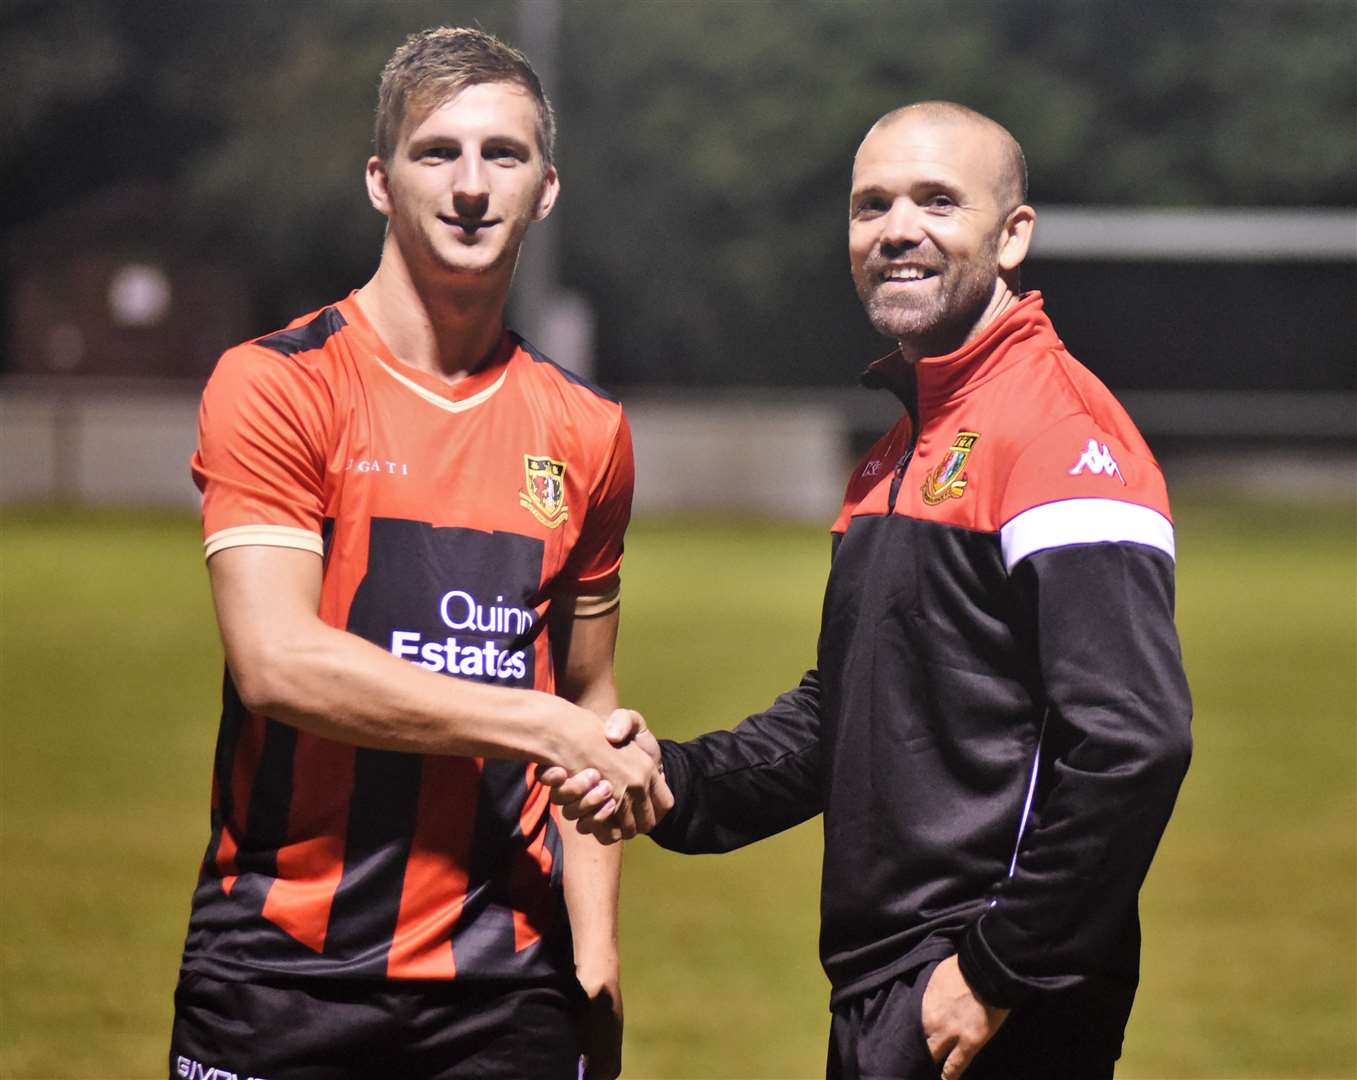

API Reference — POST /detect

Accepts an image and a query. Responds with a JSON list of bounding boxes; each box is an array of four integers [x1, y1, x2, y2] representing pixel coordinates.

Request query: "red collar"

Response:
[[862, 292, 1061, 411]]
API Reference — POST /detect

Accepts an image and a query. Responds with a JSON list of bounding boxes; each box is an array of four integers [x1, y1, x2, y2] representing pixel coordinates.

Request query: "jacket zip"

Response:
[[886, 445, 915, 514]]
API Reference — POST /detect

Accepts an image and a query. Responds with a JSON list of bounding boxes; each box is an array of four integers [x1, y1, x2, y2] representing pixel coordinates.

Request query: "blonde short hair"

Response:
[[374, 27, 556, 167]]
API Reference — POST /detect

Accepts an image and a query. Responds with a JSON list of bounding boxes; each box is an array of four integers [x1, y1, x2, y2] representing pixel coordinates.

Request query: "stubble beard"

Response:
[[861, 247, 1002, 354], [388, 199, 508, 285], [397, 216, 517, 293], [426, 204, 540, 287]]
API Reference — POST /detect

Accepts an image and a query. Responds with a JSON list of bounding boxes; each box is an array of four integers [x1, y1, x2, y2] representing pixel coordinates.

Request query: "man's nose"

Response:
[[451, 154, 490, 214], [879, 201, 925, 251]]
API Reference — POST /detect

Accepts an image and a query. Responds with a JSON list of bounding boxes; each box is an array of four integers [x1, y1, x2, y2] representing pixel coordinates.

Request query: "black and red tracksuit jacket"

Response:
[[651, 293, 1192, 1035]]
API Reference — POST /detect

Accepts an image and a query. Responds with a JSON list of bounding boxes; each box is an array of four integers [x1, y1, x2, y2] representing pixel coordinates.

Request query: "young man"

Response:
[[549, 102, 1192, 1080], [172, 27, 667, 1080]]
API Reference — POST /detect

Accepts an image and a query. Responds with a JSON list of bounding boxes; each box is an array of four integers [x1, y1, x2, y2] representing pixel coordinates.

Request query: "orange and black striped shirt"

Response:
[[183, 293, 633, 982]]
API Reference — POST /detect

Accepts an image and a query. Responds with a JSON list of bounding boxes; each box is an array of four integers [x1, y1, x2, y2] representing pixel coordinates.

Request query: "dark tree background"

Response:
[[3, 0, 1354, 386]]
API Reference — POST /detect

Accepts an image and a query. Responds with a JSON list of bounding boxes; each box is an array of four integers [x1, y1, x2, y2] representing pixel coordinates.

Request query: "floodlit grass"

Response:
[[1, 496, 1353, 1079], [0, 508, 221, 1080], [1116, 496, 1357, 1080]]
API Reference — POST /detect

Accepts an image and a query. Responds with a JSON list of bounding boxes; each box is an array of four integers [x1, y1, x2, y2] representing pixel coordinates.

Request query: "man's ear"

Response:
[[997, 204, 1036, 272], [366, 156, 393, 217], [534, 166, 561, 222]]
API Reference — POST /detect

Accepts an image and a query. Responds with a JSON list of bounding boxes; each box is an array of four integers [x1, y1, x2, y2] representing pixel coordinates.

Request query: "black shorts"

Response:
[[169, 969, 584, 1080], [828, 961, 1127, 1080]]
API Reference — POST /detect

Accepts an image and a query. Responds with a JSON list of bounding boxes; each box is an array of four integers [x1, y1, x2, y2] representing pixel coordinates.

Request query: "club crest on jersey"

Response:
[[922, 431, 980, 506], [519, 454, 569, 528]]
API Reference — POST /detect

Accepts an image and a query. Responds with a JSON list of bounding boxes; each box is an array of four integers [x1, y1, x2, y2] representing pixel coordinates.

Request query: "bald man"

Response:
[[547, 102, 1192, 1079]]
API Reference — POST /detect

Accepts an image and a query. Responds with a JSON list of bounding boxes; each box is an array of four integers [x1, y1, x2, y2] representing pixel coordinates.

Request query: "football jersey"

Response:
[[183, 292, 633, 983]]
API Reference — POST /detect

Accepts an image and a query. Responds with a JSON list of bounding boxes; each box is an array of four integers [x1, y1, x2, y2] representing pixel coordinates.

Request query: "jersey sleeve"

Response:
[[555, 409, 635, 611], [190, 344, 331, 559], [997, 414, 1173, 572]]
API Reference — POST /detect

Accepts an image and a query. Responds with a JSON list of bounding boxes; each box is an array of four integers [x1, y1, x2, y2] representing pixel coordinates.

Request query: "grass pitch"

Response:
[[1, 494, 1353, 1078]]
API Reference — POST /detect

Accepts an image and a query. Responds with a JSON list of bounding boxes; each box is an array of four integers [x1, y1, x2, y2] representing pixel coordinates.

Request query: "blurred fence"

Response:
[[0, 378, 199, 506], [1030, 207, 1356, 261], [4, 204, 1352, 516], [3, 376, 1352, 519]]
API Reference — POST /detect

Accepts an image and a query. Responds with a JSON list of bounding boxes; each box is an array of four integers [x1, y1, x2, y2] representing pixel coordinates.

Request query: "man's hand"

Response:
[[575, 966, 623, 1080], [921, 954, 1009, 1079], [548, 706, 670, 838], [539, 709, 673, 842]]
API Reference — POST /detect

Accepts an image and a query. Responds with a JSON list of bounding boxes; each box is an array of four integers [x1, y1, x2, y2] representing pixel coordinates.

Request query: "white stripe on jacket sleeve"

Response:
[[1000, 498, 1175, 572]]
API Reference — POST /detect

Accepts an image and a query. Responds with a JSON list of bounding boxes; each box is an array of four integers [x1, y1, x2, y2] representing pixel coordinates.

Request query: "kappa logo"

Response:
[[519, 454, 569, 529], [922, 431, 980, 506], [1068, 438, 1126, 485], [175, 1056, 269, 1080]]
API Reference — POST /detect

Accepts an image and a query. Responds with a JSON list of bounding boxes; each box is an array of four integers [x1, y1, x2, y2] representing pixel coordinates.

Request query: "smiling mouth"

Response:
[[439, 214, 500, 234], [878, 265, 938, 284]]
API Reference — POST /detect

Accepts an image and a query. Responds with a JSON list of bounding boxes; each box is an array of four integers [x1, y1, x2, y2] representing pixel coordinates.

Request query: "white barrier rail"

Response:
[[1029, 207, 1357, 261], [3, 379, 1351, 516]]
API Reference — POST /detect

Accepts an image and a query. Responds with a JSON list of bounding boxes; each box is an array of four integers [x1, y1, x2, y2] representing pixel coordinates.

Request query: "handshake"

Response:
[[538, 710, 673, 844]]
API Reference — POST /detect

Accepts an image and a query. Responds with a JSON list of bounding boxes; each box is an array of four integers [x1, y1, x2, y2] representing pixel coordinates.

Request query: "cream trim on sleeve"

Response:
[[570, 583, 622, 618], [204, 524, 325, 560]]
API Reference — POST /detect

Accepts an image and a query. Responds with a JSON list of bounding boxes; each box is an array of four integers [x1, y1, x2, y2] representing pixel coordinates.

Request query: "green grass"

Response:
[[1, 496, 1353, 1079]]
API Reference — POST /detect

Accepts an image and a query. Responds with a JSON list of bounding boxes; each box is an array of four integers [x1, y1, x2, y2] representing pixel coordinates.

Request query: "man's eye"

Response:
[[925, 194, 956, 209], [484, 146, 525, 164], [421, 147, 457, 162], [853, 200, 886, 218]]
